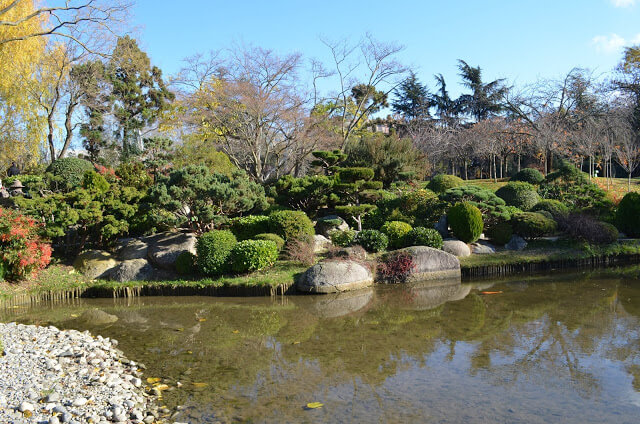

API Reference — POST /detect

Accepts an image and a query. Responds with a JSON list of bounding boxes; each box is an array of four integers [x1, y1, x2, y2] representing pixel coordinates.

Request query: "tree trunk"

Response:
[[517, 154, 521, 172]]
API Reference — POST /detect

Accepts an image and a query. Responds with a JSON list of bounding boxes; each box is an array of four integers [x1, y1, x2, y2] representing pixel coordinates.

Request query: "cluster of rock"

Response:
[[0, 322, 156, 423], [0, 179, 26, 199], [73, 232, 197, 282]]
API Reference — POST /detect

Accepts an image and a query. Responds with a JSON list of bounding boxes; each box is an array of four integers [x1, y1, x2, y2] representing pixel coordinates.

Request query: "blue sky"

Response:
[[132, 0, 640, 97]]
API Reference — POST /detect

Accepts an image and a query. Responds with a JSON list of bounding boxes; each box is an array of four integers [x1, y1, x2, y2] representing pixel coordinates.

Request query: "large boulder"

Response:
[[505, 235, 527, 251], [313, 234, 332, 253], [442, 239, 471, 257], [118, 239, 149, 260], [315, 215, 349, 237], [73, 250, 118, 279], [296, 260, 373, 294], [471, 241, 496, 254], [144, 231, 197, 270], [79, 309, 118, 326], [110, 259, 154, 282], [378, 246, 460, 283]]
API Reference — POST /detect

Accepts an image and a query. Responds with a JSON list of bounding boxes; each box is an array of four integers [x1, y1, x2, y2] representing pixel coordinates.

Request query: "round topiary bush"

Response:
[[229, 239, 279, 273], [268, 210, 314, 241], [354, 229, 388, 252], [616, 192, 640, 237], [531, 199, 570, 220], [448, 202, 483, 243], [329, 229, 356, 247], [403, 227, 443, 249], [381, 221, 413, 249], [428, 174, 464, 194], [82, 170, 110, 193], [485, 222, 513, 246], [196, 230, 237, 276], [510, 168, 544, 184], [175, 251, 197, 275], [495, 181, 540, 211], [510, 212, 557, 239], [46, 157, 94, 191], [229, 215, 271, 240], [565, 214, 619, 244], [253, 233, 285, 252]]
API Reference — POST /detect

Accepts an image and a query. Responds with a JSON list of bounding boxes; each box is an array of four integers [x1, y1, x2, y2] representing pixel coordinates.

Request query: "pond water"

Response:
[[2, 268, 640, 423]]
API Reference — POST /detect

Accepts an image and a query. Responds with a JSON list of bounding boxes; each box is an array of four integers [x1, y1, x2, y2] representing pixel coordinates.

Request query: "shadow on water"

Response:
[[2, 267, 640, 423]]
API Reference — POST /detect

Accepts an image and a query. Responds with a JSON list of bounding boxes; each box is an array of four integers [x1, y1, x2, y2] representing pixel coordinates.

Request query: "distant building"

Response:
[[370, 123, 390, 134]]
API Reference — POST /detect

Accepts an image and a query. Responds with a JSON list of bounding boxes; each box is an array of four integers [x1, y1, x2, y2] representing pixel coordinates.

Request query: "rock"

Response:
[[43, 392, 61, 403], [49, 417, 61, 424], [505, 235, 527, 251], [392, 280, 471, 311], [315, 215, 349, 237], [110, 259, 154, 282], [442, 239, 471, 257], [434, 215, 449, 238], [80, 309, 118, 326], [378, 246, 460, 283], [72, 397, 88, 407], [471, 241, 496, 254], [18, 401, 34, 412], [144, 232, 197, 270], [118, 239, 149, 260], [296, 260, 373, 293], [313, 234, 332, 253], [303, 288, 374, 318], [73, 250, 118, 279]]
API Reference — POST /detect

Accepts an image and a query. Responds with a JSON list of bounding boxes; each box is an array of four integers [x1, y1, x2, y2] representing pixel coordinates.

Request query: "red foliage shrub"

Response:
[[377, 251, 416, 284], [0, 207, 51, 281]]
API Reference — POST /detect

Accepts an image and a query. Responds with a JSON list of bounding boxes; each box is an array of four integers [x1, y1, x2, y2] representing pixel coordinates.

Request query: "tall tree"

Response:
[[392, 71, 431, 121], [431, 73, 459, 127], [456, 59, 507, 122]]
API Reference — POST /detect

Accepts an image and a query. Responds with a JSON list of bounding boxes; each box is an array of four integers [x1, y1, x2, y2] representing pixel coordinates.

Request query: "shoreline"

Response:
[[0, 322, 160, 424]]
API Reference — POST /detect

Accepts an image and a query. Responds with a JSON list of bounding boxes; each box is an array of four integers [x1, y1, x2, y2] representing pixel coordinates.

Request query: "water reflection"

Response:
[[2, 269, 640, 423]]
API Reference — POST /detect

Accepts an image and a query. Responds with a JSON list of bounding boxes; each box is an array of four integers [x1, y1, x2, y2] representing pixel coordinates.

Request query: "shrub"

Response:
[[0, 208, 52, 281], [115, 162, 152, 189], [229, 215, 271, 240], [175, 251, 197, 275], [230, 240, 279, 273], [268, 210, 314, 241], [364, 189, 444, 229], [336, 167, 375, 183], [253, 233, 285, 252], [46, 157, 94, 191], [563, 214, 619, 244], [428, 174, 464, 194], [495, 181, 540, 211], [510, 168, 544, 184], [441, 185, 510, 226], [196, 230, 237, 276], [316, 216, 345, 235], [377, 251, 416, 284], [616, 192, 640, 237], [485, 222, 513, 246], [272, 175, 335, 216], [284, 237, 316, 266], [329, 229, 356, 247], [381, 221, 413, 249], [403, 227, 443, 249], [82, 171, 110, 194], [354, 229, 388, 252], [531, 199, 569, 220], [510, 212, 557, 239], [448, 202, 483, 243]]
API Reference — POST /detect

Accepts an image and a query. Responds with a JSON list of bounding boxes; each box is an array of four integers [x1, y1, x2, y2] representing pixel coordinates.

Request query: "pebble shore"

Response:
[[0, 322, 162, 424]]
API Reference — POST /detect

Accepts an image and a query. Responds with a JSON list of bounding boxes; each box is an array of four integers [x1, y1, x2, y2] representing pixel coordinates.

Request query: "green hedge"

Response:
[[428, 174, 464, 194], [229, 215, 271, 240], [381, 221, 413, 249], [196, 230, 237, 276], [176, 251, 197, 275], [616, 192, 640, 237], [46, 157, 94, 191], [268, 210, 314, 241], [448, 202, 483, 243], [531, 199, 569, 220], [230, 240, 279, 273], [510, 168, 544, 184], [354, 229, 388, 252], [330, 229, 356, 247], [403, 227, 443, 249], [511, 212, 557, 239], [253, 233, 285, 252]]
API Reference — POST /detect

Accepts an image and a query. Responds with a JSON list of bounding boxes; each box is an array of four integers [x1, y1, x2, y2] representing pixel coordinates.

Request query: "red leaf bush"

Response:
[[0, 207, 51, 281]]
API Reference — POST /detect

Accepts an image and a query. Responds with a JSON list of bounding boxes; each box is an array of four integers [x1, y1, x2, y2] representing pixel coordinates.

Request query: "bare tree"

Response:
[[611, 107, 640, 191]]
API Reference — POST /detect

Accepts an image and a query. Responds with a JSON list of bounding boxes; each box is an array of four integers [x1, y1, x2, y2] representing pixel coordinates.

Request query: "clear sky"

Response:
[[132, 0, 640, 97]]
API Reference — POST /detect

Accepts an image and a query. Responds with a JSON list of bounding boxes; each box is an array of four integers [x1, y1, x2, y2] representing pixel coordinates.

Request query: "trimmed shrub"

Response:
[[268, 210, 314, 241], [510, 168, 544, 184], [403, 227, 443, 249], [115, 162, 152, 189], [0, 207, 52, 281], [441, 185, 511, 226], [253, 233, 285, 252], [46, 157, 94, 191], [485, 222, 513, 246], [175, 251, 197, 275], [82, 171, 110, 193], [381, 221, 413, 249], [196, 230, 237, 276], [428, 174, 464, 194], [510, 212, 557, 239], [336, 167, 375, 183], [564, 214, 619, 244], [229, 215, 271, 240], [448, 202, 483, 243], [354, 229, 388, 253], [531, 199, 569, 220], [495, 181, 540, 211], [616, 192, 640, 237], [329, 229, 356, 247], [230, 240, 279, 273]]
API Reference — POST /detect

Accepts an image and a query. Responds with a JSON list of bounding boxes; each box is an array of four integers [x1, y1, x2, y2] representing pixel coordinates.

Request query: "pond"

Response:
[[2, 268, 640, 423]]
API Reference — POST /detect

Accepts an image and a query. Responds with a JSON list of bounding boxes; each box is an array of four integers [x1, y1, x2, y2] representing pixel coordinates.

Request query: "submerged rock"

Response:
[[296, 260, 373, 293], [442, 239, 471, 257], [80, 308, 118, 326], [73, 250, 118, 279]]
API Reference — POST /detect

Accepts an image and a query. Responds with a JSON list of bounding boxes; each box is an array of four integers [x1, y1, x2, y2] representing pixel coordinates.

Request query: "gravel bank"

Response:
[[0, 322, 159, 424]]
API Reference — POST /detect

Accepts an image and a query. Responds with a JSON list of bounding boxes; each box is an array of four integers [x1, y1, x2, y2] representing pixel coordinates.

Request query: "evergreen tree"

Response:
[[392, 71, 431, 121], [457, 59, 508, 122]]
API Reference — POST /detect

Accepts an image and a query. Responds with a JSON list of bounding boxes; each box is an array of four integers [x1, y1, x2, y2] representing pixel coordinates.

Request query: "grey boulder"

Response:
[[442, 239, 471, 257], [434, 215, 450, 238], [118, 239, 149, 260], [73, 250, 118, 279], [315, 215, 349, 237], [505, 235, 527, 251], [144, 231, 197, 269], [296, 260, 373, 293], [110, 259, 154, 282], [471, 241, 496, 254], [313, 234, 332, 253], [378, 246, 461, 283]]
